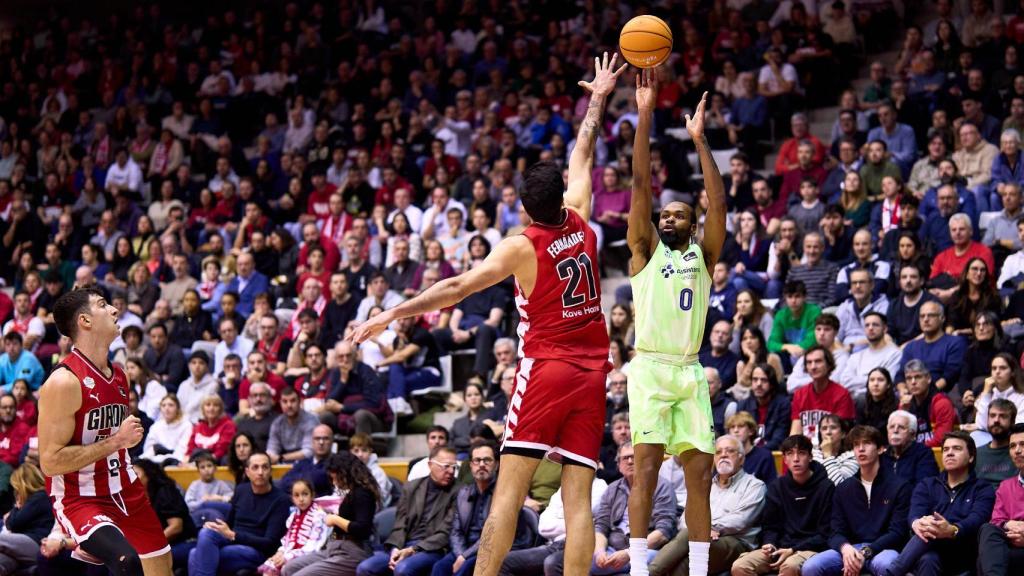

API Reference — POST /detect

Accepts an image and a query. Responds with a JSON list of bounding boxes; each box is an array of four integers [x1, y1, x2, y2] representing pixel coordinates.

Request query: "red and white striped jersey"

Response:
[[46, 348, 137, 498]]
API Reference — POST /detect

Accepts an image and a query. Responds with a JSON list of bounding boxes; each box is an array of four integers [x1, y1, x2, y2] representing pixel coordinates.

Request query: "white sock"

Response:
[[689, 541, 710, 576], [629, 538, 649, 576]]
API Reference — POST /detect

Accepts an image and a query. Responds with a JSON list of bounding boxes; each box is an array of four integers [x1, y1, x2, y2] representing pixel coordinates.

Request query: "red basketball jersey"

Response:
[[516, 208, 610, 370], [46, 349, 138, 498]]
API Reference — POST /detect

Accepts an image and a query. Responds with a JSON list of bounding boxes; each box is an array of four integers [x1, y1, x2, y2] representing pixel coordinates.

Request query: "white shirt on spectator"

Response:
[[758, 63, 801, 95], [177, 372, 221, 424], [539, 479, 609, 542], [214, 336, 254, 376], [451, 29, 478, 55], [436, 119, 474, 159], [997, 248, 1024, 288], [359, 330, 396, 371], [837, 341, 902, 398], [388, 205, 424, 234], [422, 199, 468, 238], [355, 291, 406, 322], [787, 347, 850, 393], [105, 159, 143, 194]]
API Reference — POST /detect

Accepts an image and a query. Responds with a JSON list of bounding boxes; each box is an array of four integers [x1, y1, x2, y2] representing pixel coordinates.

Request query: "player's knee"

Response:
[[112, 550, 143, 576]]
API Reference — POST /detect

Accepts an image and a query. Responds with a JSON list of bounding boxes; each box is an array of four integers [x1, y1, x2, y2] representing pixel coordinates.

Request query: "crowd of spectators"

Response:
[[0, 0, 1023, 574]]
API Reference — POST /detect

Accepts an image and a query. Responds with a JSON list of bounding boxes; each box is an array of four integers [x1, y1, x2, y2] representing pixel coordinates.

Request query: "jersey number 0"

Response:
[[557, 254, 597, 307]]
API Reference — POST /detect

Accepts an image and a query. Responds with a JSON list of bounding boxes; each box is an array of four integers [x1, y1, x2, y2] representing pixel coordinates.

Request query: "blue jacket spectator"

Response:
[[866, 107, 917, 175], [223, 253, 269, 318], [0, 332, 44, 391], [736, 392, 791, 451], [897, 332, 966, 387]]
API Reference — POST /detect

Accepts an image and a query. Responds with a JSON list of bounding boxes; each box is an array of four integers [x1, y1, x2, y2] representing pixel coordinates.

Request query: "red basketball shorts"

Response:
[[52, 483, 170, 561], [500, 357, 607, 468]]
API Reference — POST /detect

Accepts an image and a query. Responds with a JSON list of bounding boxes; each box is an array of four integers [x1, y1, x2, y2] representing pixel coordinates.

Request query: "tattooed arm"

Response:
[[564, 52, 627, 221]]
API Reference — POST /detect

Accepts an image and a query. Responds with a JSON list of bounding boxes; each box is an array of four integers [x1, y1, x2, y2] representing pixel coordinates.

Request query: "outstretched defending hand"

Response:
[[635, 68, 657, 112], [578, 52, 628, 98], [685, 91, 709, 141]]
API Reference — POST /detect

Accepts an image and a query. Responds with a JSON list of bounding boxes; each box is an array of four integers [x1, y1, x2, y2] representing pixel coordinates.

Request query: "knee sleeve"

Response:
[[78, 526, 144, 576]]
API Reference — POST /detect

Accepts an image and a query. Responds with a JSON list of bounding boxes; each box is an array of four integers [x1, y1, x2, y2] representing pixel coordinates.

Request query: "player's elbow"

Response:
[[39, 454, 61, 477]]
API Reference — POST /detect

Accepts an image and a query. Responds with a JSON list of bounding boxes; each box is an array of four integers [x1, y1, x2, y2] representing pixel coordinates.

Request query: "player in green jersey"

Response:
[[624, 71, 727, 576]]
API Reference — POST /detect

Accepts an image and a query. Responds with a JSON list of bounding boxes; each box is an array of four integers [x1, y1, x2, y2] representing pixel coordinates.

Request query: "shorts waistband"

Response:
[[635, 351, 700, 367]]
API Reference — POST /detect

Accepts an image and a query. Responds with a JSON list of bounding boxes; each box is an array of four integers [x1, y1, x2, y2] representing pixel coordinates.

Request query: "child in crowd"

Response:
[[349, 432, 393, 507], [184, 450, 234, 524], [258, 479, 330, 576]]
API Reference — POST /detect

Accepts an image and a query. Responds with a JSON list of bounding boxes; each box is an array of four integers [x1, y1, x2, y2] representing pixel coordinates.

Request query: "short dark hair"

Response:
[[469, 439, 499, 461], [426, 425, 450, 442], [990, 398, 1019, 423], [191, 450, 217, 466], [1011, 423, 1024, 436], [847, 425, 884, 448], [942, 430, 977, 467], [804, 344, 836, 373], [780, 434, 813, 455], [53, 288, 105, 340], [864, 311, 888, 325], [783, 280, 807, 296], [2, 331, 22, 344], [148, 323, 168, 336], [521, 161, 564, 225], [279, 386, 299, 399], [245, 451, 272, 468], [815, 313, 840, 331]]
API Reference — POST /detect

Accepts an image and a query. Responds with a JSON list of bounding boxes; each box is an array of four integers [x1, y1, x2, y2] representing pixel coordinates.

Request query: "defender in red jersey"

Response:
[[352, 53, 626, 576], [38, 288, 171, 576]]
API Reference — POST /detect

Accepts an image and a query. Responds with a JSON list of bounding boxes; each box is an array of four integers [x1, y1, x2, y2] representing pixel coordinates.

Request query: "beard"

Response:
[[609, 393, 626, 406], [715, 459, 735, 476], [991, 426, 1009, 441], [659, 229, 682, 246]]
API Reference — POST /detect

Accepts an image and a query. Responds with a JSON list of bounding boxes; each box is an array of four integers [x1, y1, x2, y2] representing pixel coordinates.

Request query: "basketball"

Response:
[[619, 15, 673, 69]]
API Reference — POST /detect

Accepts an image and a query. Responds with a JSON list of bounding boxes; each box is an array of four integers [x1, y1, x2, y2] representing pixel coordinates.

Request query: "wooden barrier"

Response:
[[164, 458, 412, 490]]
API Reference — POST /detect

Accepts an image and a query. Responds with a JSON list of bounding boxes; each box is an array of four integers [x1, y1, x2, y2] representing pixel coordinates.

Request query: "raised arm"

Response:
[[565, 52, 628, 221], [38, 368, 143, 477], [628, 69, 659, 275], [689, 92, 728, 269], [349, 236, 533, 344]]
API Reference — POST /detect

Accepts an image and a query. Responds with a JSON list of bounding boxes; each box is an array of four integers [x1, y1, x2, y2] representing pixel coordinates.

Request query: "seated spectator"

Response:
[[839, 173, 871, 228], [650, 435, 766, 576], [787, 314, 849, 393], [432, 279, 506, 380], [278, 424, 334, 498], [597, 411, 630, 484], [702, 321, 740, 391], [322, 272, 358, 347], [813, 415, 858, 486], [169, 289, 215, 350], [487, 338, 519, 395], [857, 368, 900, 432], [819, 205, 855, 266], [920, 183, 961, 254], [141, 394, 192, 466], [708, 367, 738, 438], [267, 387, 319, 465], [858, 141, 903, 201], [972, 399, 1019, 488], [774, 114, 824, 176], [899, 359, 959, 448], [839, 313, 901, 399], [984, 182, 1024, 259], [452, 381, 487, 457], [733, 325, 778, 391], [125, 357, 168, 421], [953, 121, 999, 210], [382, 316, 444, 417], [834, 230, 891, 304], [976, 423, 1024, 575], [789, 345, 855, 440], [799, 426, 909, 576], [349, 432, 394, 508], [728, 412, 777, 486], [710, 263, 739, 321], [241, 350, 289, 411], [254, 313, 292, 376], [884, 226, 929, 292], [823, 138, 863, 204], [256, 478, 330, 576], [897, 301, 966, 392], [433, 441, 535, 576], [779, 143, 827, 206], [866, 104, 917, 176], [187, 452, 291, 576], [0, 332, 44, 391], [787, 178, 825, 239], [907, 134, 946, 200], [946, 257, 1002, 336], [384, 237, 420, 295], [187, 394, 237, 461], [0, 463, 55, 576], [357, 446, 460, 576], [930, 212, 995, 300], [730, 290, 775, 355], [355, 273, 404, 322], [997, 218, 1024, 289], [10, 379, 35, 426], [408, 426, 451, 482], [225, 432, 257, 484], [888, 431, 996, 576], [0, 394, 29, 468], [887, 264, 937, 344], [225, 252, 270, 318], [957, 314, 1010, 403], [767, 280, 822, 365], [969, 354, 1024, 440], [277, 453, 380, 576], [178, 350, 219, 424], [752, 179, 785, 237], [214, 317, 254, 376], [293, 344, 332, 415], [234, 382, 279, 451], [730, 435, 833, 576], [834, 269, 889, 353], [785, 235, 838, 308], [324, 340, 390, 436], [736, 363, 790, 451], [184, 451, 235, 525], [2, 292, 44, 353], [132, 459, 197, 570]]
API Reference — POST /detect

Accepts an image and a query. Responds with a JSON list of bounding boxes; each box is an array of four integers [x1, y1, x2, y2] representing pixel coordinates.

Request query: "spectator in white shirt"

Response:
[[388, 187, 424, 233], [104, 148, 143, 197], [214, 317, 254, 376], [837, 312, 902, 399], [355, 273, 405, 322]]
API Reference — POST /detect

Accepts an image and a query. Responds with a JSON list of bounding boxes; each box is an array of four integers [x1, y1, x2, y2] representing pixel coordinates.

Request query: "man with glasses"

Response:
[[323, 340, 388, 435], [408, 426, 452, 482], [434, 441, 534, 576], [278, 424, 334, 497], [896, 301, 965, 393], [214, 316, 254, 376], [234, 381, 278, 451], [835, 268, 889, 354], [266, 387, 319, 465], [255, 313, 291, 376], [357, 446, 459, 576], [650, 436, 765, 576], [897, 359, 959, 448]]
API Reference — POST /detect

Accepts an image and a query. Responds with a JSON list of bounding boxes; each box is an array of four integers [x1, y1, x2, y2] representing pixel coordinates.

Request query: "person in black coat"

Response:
[[133, 459, 197, 571], [278, 452, 380, 576], [0, 463, 53, 575], [736, 362, 792, 450]]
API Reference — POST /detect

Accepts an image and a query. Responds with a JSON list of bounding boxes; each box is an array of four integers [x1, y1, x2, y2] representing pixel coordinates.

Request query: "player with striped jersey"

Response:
[[624, 73, 727, 576], [38, 288, 171, 575]]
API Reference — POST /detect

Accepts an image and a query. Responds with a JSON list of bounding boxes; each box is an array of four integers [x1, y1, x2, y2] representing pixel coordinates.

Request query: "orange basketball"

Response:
[[619, 15, 673, 68]]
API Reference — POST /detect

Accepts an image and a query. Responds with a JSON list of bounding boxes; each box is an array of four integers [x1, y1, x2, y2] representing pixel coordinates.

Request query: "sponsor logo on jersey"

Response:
[[660, 263, 675, 278], [545, 231, 585, 259], [82, 376, 95, 390], [683, 252, 697, 262], [86, 404, 126, 431]]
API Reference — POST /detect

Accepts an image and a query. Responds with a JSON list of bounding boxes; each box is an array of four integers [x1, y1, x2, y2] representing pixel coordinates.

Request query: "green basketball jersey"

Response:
[[630, 240, 711, 359]]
